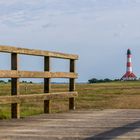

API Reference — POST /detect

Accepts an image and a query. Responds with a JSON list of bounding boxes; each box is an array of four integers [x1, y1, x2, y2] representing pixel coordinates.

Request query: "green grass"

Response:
[[77, 81, 140, 110], [1, 81, 140, 119]]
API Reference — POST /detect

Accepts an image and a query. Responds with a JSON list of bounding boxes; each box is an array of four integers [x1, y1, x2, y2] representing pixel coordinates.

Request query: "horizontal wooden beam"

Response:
[[0, 92, 78, 104], [0, 70, 78, 78], [0, 45, 78, 60]]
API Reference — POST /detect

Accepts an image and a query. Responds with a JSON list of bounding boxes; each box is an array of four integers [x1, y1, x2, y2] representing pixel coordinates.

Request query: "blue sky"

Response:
[[0, 0, 140, 82]]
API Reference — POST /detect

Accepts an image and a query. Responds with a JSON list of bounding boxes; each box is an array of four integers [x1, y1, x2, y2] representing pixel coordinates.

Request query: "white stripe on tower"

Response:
[[127, 67, 132, 72], [127, 57, 132, 63]]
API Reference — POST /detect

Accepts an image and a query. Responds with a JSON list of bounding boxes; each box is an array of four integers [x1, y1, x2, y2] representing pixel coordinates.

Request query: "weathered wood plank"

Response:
[[0, 45, 78, 60], [11, 53, 20, 119], [44, 56, 51, 113], [69, 59, 76, 110], [0, 70, 78, 78], [0, 92, 78, 104]]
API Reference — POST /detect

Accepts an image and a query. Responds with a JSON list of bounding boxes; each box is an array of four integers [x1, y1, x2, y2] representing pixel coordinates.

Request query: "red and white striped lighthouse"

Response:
[[121, 49, 137, 80]]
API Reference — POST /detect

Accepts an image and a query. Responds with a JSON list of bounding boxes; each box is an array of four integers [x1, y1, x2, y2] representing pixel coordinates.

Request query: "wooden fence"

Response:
[[0, 45, 78, 119]]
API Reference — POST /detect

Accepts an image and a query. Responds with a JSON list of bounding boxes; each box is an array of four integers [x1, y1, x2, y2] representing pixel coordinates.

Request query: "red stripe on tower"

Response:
[[127, 62, 131, 67], [121, 49, 137, 81]]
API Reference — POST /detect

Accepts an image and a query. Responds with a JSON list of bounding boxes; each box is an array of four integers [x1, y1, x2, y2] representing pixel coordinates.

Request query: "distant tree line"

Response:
[[88, 78, 120, 84], [0, 80, 6, 84], [0, 80, 33, 84]]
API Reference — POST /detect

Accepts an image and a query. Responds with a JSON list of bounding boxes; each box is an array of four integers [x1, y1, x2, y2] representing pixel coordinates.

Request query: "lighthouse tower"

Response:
[[121, 49, 137, 81]]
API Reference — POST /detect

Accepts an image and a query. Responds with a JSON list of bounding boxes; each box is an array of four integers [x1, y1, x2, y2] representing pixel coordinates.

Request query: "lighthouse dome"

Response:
[[127, 49, 131, 55]]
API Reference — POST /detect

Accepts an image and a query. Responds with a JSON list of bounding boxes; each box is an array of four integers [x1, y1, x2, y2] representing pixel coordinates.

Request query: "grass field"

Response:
[[1, 81, 140, 119]]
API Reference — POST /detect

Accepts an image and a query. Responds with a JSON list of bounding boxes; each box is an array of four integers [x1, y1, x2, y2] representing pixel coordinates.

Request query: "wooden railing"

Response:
[[0, 45, 78, 119]]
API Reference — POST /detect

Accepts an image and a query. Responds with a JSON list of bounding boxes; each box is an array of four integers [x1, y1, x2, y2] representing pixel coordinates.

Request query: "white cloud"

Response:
[[0, 0, 140, 27], [0, 0, 140, 81]]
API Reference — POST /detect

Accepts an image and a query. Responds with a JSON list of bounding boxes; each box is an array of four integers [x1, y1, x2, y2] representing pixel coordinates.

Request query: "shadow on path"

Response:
[[86, 120, 140, 140]]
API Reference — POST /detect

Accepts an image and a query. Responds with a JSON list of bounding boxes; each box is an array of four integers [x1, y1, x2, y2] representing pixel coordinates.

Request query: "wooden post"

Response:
[[69, 59, 76, 110], [44, 56, 51, 113], [11, 53, 20, 119]]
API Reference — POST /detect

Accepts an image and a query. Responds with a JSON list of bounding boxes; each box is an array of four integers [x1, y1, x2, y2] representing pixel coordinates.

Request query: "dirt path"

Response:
[[0, 109, 140, 140]]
